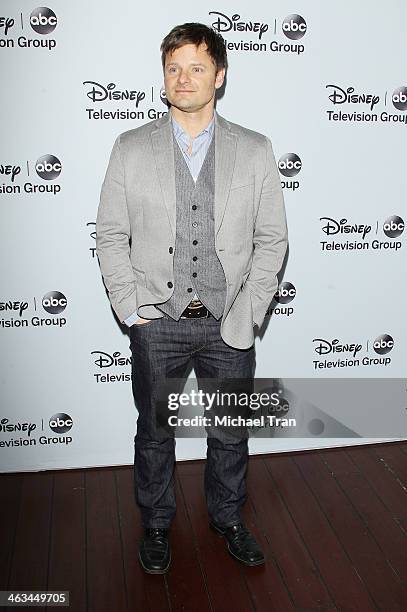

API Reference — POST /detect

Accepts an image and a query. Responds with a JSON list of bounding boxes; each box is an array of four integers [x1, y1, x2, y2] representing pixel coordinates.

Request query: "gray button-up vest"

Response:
[[157, 132, 227, 320]]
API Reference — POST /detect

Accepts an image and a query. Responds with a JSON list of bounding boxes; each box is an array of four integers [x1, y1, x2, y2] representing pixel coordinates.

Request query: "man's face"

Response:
[[163, 43, 225, 114]]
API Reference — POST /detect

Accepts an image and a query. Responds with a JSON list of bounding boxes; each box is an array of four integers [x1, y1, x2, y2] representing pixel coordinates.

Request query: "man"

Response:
[[96, 23, 288, 574]]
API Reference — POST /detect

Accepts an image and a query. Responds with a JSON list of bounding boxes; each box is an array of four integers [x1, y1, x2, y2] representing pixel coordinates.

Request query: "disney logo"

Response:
[[320, 217, 371, 240], [0, 300, 29, 317], [209, 12, 268, 40], [82, 81, 146, 106], [0, 417, 36, 436], [91, 351, 132, 368], [86, 222, 96, 241], [0, 17, 14, 35], [326, 85, 379, 111], [313, 339, 363, 358], [0, 164, 21, 183]]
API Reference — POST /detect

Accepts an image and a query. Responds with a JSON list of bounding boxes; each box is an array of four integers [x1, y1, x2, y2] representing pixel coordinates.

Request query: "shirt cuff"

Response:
[[124, 310, 139, 327]]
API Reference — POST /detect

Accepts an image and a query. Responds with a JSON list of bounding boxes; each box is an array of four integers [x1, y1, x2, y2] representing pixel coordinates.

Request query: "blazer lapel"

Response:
[[214, 111, 237, 234], [151, 113, 176, 237]]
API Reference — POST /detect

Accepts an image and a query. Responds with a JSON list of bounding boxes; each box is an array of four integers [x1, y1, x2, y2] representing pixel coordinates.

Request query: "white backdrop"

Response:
[[1, 1, 406, 473]]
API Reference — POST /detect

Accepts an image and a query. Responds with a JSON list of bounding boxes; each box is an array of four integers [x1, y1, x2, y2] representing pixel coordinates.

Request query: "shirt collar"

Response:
[[170, 110, 215, 140]]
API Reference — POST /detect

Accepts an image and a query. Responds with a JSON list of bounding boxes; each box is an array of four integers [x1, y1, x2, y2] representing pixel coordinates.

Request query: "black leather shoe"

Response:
[[138, 528, 171, 574], [210, 520, 265, 566]]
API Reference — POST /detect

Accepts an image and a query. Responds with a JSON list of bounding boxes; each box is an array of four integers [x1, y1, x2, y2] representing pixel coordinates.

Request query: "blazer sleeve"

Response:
[[95, 135, 138, 323], [246, 136, 288, 328]]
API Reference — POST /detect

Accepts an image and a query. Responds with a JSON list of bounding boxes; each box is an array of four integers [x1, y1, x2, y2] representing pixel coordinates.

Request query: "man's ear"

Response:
[[215, 68, 225, 89]]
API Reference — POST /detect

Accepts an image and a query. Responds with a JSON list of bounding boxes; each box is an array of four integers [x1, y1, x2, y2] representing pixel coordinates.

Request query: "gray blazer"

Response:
[[96, 110, 288, 349]]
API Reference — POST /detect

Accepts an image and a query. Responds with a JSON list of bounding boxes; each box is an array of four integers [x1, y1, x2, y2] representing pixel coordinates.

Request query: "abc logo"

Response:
[[392, 86, 407, 111], [160, 87, 169, 107], [373, 334, 394, 355], [278, 154, 302, 177], [35, 155, 62, 181], [30, 7, 57, 35], [282, 14, 307, 40], [49, 413, 73, 433], [42, 291, 67, 314], [274, 282, 296, 304], [383, 215, 404, 238]]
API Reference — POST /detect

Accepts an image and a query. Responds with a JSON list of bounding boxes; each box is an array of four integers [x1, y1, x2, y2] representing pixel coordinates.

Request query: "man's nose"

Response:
[[177, 69, 190, 84]]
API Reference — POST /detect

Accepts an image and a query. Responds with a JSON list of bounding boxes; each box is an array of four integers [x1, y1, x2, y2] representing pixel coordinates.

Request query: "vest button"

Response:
[[167, 281, 173, 288], [192, 256, 198, 261], [169, 246, 173, 254], [192, 272, 197, 278], [192, 205, 197, 210], [192, 222, 198, 228], [192, 240, 198, 245], [187, 287, 193, 293]]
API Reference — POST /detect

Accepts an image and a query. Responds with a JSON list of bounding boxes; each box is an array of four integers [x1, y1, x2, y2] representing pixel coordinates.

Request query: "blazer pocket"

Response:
[[229, 180, 255, 191]]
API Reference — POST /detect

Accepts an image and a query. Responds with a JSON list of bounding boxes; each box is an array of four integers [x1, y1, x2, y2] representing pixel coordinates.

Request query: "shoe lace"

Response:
[[229, 523, 252, 544]]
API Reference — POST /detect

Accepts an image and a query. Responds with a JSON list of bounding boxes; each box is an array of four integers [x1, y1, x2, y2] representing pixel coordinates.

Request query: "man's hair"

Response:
[[160, 22, 227, 73]]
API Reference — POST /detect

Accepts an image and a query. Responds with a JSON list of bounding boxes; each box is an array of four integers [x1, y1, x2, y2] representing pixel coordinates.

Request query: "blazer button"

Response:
[[187, 287, 193, 293], [169, 246, 173, 254], [167, 281, 173, 288]]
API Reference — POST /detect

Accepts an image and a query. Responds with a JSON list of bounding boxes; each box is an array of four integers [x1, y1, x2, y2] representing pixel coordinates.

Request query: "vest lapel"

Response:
[[150, 111, 237, 238]]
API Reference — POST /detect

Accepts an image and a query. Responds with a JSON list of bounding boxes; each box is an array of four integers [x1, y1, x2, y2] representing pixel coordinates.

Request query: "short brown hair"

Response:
[[160, 22, 227, 73]]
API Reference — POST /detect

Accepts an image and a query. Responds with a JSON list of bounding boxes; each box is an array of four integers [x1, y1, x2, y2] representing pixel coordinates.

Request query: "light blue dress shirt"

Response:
[[124, 111, 215, 326]]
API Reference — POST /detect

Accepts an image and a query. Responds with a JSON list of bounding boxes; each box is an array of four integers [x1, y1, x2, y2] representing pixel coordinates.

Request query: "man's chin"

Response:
[[169, 101, 197, 113]]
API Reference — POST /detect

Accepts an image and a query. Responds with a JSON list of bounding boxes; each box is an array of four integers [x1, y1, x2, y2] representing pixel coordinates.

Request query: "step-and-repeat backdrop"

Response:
[[1, 1, 406, 472]]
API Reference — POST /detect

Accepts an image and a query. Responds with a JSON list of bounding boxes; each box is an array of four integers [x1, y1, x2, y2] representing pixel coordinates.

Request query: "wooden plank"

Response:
[[398, 441, 407, 456], [177, 460, 256, 612], [85, 468, 127, 612], [179, 459, 293, 611], [240, 493, 294, 610], [246, 457, 334, 611], [0, 474, 22, 590], [47, 470, 87, 612], [319, 448, 407, 585], [370, 443, 407, 487], [7, 472, 53, 612], [265, 454, 377, 612], [165, 471, 214, 611], [346, 446, 407, 519], [115, 466, 170, 611], [291, 451, 407, 610]]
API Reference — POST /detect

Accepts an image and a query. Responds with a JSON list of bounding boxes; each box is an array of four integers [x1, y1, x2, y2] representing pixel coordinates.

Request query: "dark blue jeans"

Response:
[[129, 315, 256, 528]]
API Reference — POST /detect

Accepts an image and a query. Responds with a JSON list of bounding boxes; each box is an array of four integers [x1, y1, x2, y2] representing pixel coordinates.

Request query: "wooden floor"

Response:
[[1, 441, 407, 612]]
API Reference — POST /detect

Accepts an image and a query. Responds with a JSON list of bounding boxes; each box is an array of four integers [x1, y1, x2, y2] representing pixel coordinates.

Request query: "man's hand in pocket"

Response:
[[133, 317, 151, 325]]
